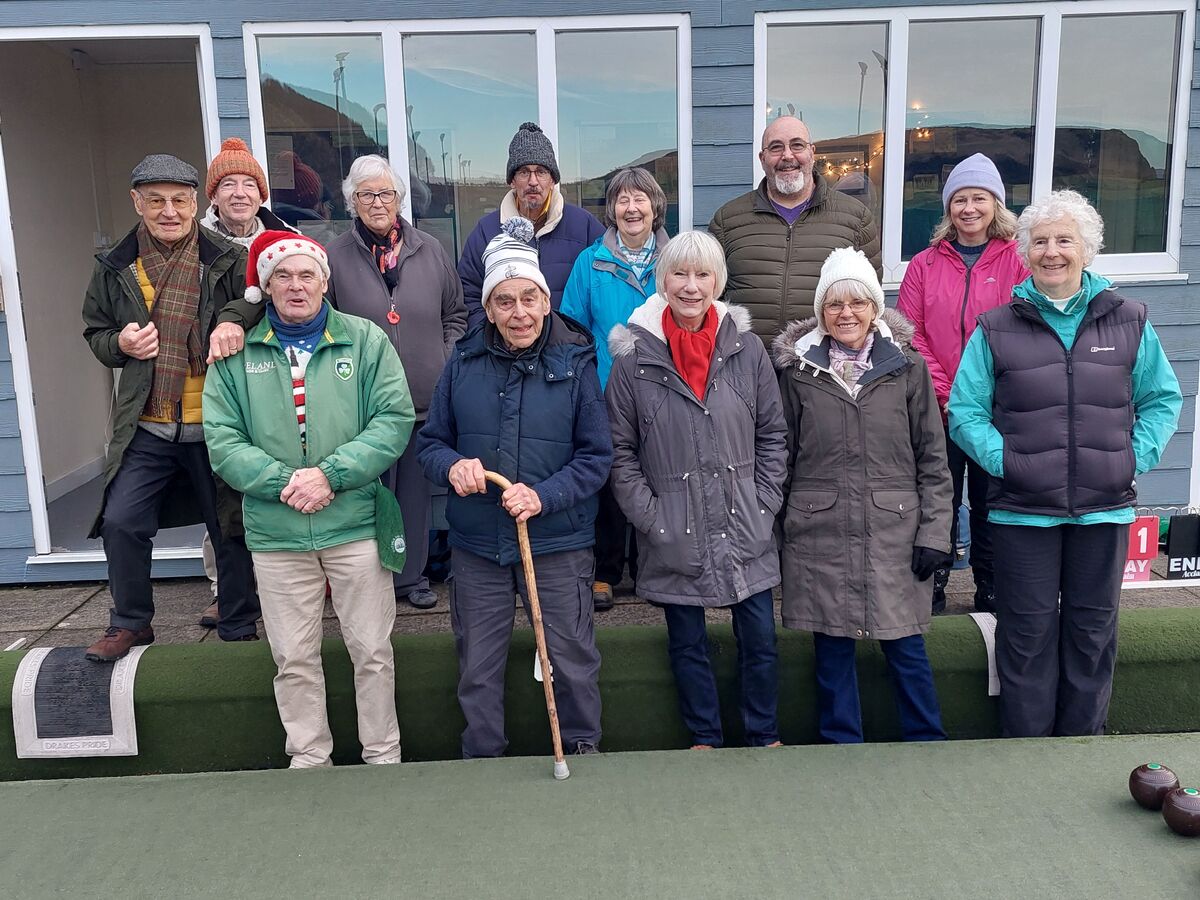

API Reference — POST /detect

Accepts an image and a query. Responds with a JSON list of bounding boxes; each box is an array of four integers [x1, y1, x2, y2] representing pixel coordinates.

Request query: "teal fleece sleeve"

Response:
[[1131, 321, 1182, 474]]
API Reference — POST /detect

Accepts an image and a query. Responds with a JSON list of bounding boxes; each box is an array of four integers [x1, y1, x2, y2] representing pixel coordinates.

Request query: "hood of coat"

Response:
[[607, 293, 752, 359], [500, 184, 565, 238], [772, 307, 915, 372]]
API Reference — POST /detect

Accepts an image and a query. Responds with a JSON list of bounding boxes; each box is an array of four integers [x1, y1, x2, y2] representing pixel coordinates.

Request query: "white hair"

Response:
[[656, 231, 728, 298], [342, 155, 408, 217], [1016, 189, 1105, 267]]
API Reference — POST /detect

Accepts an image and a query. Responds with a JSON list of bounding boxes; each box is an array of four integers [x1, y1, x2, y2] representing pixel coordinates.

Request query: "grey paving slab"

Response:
[[62, 580, 215, 630], [0, 584, 103, 630], [32, 624, 209, 649]]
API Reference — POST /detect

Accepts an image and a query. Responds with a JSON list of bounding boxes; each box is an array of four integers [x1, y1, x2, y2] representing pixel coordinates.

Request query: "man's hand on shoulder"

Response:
[[207, 322, 246, 364]]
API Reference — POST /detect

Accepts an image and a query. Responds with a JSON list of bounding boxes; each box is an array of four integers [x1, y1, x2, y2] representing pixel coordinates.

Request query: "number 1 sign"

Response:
[[1124, 516, 1159, 583]]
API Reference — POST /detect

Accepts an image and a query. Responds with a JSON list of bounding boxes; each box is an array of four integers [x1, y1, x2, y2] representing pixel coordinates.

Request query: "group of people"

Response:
[[79, 115, 1181, 769]]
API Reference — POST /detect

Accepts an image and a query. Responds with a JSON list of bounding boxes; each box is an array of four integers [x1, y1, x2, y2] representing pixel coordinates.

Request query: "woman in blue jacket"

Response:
[[561, 167, 671, 612], [948, 190, 1181, 738]]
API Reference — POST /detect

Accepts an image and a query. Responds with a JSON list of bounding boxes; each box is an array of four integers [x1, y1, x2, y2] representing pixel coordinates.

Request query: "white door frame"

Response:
[[0, 23, 220, 558]]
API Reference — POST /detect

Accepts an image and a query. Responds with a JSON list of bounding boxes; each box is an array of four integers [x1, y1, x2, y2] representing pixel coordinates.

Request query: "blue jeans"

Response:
[[813, 632, 946, 743], [661, 590, 779, 747]]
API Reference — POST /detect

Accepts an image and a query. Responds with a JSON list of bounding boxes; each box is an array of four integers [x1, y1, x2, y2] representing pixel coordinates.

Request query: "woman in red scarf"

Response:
[[605, 232, 789, 750]]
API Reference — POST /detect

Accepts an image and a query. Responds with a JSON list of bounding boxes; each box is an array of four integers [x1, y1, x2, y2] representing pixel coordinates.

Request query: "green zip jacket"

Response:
[[203, 302, 415, 553]]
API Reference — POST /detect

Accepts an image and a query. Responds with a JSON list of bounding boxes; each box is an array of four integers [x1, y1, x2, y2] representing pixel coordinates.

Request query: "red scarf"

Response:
[[662, 305, 718, 399]]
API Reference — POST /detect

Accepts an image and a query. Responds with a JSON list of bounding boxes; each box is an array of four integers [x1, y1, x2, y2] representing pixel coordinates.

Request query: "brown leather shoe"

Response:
[[85, 626, 154, 662], [198, 601, 219, 629]]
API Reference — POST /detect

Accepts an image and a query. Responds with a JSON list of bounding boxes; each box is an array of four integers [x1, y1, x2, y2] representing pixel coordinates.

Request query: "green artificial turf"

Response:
[[1, 733, 1199, 899], [0, 608, 1198, 780]]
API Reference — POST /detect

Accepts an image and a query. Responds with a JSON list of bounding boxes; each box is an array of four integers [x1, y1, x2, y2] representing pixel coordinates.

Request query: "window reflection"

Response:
[[555, 30, 679, 234], [902, 19, 1038, 260], [1054, 13, 1180, 254], [402, 32, 538, 260], [257, 35, 388, 242], [766, 23, 888, 232]]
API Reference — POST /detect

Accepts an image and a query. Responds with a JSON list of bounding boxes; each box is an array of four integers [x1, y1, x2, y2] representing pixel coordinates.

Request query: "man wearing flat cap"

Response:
[[458, 122, 604, 331], [82, 153, 262, 662]]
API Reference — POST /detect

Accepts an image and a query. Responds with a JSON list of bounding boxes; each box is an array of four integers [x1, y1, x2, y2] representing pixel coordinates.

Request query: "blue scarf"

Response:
[[617, 231, 656, 282], [266, 301, 328, 359]]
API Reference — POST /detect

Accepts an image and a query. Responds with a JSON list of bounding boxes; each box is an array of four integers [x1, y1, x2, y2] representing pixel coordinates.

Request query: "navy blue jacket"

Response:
[[458, 201, 605, 331], [416, 311, 613, 565]]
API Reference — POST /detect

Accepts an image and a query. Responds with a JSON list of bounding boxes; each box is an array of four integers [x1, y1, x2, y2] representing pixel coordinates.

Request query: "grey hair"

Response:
[[655, 230, 727, 298], [605, 168, 668, 232], [1015, 189, 1104, 266], [341, 155, 407, 217]]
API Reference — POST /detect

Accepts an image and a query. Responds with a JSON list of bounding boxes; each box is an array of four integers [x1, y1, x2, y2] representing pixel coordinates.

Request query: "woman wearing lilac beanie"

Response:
[[896, 153, 1028, 615]]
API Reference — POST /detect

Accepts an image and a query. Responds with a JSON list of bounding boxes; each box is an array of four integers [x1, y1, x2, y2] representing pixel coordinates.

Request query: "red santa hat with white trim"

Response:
[[244, 230, 330, 304]]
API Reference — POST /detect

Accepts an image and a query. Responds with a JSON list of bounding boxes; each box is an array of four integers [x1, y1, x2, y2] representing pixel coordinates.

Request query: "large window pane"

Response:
[[903, 19, 1038, 259], [766, 23, 887, 232], [555, 30, 679, 234], [403, 33, 537, 259], [258, 35, 387, 242], [1054, 14, 1180, 254]]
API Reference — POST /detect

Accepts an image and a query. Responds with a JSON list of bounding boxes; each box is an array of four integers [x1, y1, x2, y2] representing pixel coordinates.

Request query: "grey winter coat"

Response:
[[326, 220, 467, 419], [772, 309, 952, 640], [606, 295, 788, 607]]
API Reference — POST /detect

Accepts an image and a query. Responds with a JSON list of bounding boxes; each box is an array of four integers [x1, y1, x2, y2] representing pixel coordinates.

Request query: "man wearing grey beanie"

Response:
[[457, 122, 604, 331]]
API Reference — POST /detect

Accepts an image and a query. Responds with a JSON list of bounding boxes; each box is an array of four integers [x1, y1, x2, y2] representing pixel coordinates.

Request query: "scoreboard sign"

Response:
[[1123, 516, 1159, 583], [1166, 514, 1200, 580]]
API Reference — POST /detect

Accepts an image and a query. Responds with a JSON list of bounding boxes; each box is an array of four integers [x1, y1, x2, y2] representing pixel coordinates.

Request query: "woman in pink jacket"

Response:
[[896, 153, 1028, 615]]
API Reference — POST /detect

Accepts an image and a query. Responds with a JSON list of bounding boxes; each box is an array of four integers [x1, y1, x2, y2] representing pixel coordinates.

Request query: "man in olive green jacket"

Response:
[[708, 116, 882, 343], [204, 230, 414, 768]]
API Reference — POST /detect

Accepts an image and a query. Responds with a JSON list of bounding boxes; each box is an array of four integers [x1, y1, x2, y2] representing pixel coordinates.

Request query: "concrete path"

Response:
[[0, 560, 1196, 651]]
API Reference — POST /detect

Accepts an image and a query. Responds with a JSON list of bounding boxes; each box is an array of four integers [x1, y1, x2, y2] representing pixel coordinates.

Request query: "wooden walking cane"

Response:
[[483, 471, 570, 780]]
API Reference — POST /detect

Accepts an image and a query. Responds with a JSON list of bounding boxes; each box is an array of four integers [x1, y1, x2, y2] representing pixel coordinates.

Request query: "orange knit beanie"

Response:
[[205, 138, 268, 201]]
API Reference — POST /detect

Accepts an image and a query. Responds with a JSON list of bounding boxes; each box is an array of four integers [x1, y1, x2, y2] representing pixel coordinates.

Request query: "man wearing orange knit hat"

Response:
[[201, 137, 298, 248]]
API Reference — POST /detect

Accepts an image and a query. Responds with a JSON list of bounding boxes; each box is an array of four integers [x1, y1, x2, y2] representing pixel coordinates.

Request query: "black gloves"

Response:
[[911, 546, 952, 582]]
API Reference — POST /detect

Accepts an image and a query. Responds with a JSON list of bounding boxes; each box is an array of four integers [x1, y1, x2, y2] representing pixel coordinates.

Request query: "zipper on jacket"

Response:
[[1065, 352, 1076, 516], [958, 265, 973, 354], [779, 224, 795, 332], [681, 472, 692, 534]]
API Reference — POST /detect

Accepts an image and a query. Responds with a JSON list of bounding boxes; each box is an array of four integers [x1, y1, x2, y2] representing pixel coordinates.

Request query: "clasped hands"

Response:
[[448, 458, 541, 523], [281, 467, 334, 514]]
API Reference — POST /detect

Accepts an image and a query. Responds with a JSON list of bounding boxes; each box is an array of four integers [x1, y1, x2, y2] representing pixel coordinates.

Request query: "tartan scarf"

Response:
[[662, 304, 718, 400], [137, 221, 205, 419], [356, 217, 403, 291]]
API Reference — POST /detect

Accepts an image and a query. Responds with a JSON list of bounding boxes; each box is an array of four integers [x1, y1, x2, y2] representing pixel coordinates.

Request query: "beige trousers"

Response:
[[252, 539, 400, 768]]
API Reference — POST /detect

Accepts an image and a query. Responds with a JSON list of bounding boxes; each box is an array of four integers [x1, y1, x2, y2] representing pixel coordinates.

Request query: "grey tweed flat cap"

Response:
[[130, 154, 199, 188]]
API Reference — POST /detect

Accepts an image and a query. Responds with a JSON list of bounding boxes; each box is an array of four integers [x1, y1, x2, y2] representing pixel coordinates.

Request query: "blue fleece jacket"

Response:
[[948, 270, 1182, 527], [560, 227, 665, 388]]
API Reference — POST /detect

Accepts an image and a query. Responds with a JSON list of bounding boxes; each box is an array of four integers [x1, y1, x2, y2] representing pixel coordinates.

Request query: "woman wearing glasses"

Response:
[[773, 247, 953, 743], [325, 154, 468, 610]]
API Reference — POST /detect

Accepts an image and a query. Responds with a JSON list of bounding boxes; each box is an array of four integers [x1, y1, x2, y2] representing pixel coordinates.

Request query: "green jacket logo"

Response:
[[334, 358, 354, 381]]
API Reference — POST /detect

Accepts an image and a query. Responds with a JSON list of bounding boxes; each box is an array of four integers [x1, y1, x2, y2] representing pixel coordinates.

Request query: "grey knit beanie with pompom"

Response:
[[506, 122, 560, 184]]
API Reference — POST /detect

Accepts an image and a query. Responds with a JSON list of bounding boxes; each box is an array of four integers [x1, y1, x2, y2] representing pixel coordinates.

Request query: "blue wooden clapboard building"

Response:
[[0, 0, 1194, 581]]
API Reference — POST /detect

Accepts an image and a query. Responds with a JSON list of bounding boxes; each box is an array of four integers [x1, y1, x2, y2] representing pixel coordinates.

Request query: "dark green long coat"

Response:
[[81, 225, 259, 538]]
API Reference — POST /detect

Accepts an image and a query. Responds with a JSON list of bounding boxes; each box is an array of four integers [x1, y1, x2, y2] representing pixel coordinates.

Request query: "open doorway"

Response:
[[0, 37, 210, 554]]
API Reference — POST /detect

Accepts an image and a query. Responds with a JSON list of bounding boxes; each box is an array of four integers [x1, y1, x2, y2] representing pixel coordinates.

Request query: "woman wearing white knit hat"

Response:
[[772, 246, 953, 743]]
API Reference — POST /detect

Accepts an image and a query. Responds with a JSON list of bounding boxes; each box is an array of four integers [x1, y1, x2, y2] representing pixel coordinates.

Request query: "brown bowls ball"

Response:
[[1162, 787, 1200, 837], [1129, 763, 1180, 810]]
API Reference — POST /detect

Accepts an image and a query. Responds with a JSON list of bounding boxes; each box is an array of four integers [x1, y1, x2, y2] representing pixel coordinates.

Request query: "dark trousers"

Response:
[[812, 632, 946, 743], [661, 590, 779, 747], [382, 436, 431, 596], [594, 478, 637, 586], [991, 522, 1127, 738], [449, 547, 602, 758], [101, 429, 258, 639], [945, 424, 993, 585]]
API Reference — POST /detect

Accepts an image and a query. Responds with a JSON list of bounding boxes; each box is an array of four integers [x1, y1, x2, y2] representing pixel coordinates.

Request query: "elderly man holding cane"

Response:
[[417, 218, 611, 760]]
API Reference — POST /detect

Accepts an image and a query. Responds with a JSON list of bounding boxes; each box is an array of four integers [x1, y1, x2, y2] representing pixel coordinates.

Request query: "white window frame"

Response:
[[243, 15, 692, 231], [0, 23, 221, 560], [755, 1, 1195, 286]]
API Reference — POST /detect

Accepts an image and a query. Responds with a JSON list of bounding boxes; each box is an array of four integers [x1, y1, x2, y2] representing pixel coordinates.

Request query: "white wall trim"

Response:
[[43, 456, 105, 505], [756, 0, 1194, 278]]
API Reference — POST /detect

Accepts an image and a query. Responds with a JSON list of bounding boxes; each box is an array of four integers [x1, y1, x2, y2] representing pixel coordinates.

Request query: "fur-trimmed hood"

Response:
[[608, 293, 752, 359], [772, 307, 915, 371]]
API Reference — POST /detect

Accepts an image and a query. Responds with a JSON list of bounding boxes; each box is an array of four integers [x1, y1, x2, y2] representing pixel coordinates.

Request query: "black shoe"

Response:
[[974, 582, 996, 614], [405, 588, 438, 610], [223, 633, 260, 642], [572, 741, 599, 755]]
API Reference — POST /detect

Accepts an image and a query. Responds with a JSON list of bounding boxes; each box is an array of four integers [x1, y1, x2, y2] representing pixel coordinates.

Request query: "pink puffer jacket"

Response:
[[896, 238, 1028, 410]]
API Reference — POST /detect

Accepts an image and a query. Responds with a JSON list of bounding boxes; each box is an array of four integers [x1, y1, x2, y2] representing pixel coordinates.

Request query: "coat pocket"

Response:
[[781, 488, 840, 605], [730, 473, 775, 562], [643, 473, 704, 577]]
